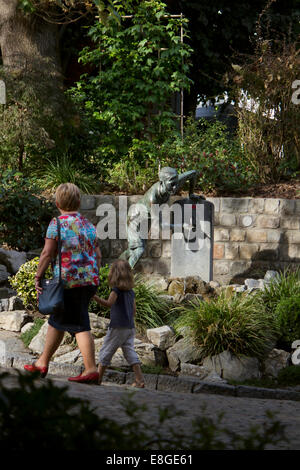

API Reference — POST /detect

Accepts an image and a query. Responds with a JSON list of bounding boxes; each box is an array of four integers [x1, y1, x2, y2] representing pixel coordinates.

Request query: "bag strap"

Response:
[[56, 217, 62, 282]]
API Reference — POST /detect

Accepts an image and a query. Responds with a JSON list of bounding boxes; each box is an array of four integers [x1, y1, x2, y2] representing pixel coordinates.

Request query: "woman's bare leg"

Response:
[[35, 324, 64, 368], [75, 331, 97, 375]]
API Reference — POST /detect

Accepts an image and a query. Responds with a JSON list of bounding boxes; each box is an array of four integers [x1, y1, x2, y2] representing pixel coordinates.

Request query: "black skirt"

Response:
[[48, 285, 97, 334]]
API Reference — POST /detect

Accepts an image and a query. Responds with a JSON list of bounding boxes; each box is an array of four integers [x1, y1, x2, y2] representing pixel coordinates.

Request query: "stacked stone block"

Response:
[[80, 195, 300, 285]]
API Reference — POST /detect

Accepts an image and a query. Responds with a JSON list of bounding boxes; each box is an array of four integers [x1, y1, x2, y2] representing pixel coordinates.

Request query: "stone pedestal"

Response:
[[171, 199, 214, 282]]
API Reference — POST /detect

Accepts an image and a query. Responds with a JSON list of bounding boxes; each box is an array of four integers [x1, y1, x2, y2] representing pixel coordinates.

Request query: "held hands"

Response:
[[35, 276, 43, 295]]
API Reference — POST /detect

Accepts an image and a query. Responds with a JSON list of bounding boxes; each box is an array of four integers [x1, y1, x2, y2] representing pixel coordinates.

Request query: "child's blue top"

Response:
[[109, 287, 135, 328]]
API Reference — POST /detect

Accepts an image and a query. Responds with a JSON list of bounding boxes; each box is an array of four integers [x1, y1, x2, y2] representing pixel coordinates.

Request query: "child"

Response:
[[93, 259, 145, 388]]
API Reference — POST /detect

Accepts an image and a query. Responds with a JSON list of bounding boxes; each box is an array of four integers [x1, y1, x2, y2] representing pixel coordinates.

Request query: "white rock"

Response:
[[233, 285, 247, 293], [244, 279, 261, 289], [180, 362, 210, 379], [21, 322, 34, 334], [0, 265, 8, 283], [146, 325, 175, 350], [166, 338, 203, 372], [0, 248, 27, 274], [135, 342, 167, 367], [264, 270, 280, 282], [0, 299, 9, 312], [208, 281, 220, 289], [89, 313, 110, 330], [203, 371, 227, 384], [53, 349, 82, 363], [28, 320, 48, 353], [0, 310, 28, 332], [9, 296, 25, 311], [263, 348, 290, 378], [203, 350, 261, 382]]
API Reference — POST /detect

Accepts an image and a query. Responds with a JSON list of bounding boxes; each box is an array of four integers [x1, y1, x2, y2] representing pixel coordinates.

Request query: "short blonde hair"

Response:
[[55, 183, 81, 211], [108, 259, 134, 290]]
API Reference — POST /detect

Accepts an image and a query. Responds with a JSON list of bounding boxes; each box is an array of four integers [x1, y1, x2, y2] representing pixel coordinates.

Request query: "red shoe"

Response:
[[24, 363, 48, 378], [68, 372, 99, 384]]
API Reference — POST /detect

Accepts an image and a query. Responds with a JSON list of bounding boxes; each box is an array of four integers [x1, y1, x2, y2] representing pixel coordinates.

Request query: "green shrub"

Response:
[[0, 371, 286, 450], [20, 318, 45, 347], [9, 257, 52, 310], [256, 269, 300, 348], [161, 118, 258, 194], [105, 118, 257, 195], [107, 150, 159, 193], [277, 366, 300, 387], [0, 170, 54, 251], [173, 292, 278, 359]]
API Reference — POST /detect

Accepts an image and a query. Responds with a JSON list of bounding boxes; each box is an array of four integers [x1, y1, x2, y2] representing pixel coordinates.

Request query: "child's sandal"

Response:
[[131, 381, 145, 388]]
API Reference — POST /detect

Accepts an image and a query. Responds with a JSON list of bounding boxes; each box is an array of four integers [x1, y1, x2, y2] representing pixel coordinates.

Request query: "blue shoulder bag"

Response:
[[38, 217, 65, 316]]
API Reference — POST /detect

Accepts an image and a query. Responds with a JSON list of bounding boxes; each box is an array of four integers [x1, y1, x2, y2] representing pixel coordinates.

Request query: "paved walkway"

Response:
[[1, 367, 300, 450]]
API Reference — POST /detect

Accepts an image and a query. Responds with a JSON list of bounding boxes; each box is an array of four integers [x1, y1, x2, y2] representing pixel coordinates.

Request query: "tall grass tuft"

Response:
[[173, 292, 278, 359], [38, 155, 99, 194], [256, 268, 300, 347], [134, 275, 170, 332]]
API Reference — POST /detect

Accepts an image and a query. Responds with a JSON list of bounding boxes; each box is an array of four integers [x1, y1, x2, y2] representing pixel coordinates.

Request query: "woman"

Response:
[[24, 183, 101, 383]]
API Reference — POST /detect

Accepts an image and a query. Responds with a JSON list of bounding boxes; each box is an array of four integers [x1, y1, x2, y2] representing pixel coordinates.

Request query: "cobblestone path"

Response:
[[1, 368, 299, 450]]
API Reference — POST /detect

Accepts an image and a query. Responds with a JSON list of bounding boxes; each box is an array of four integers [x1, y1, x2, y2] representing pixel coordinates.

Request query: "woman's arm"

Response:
[[95, 246, 102, 270], [35, 238, 58, 294], [93, 291, 117, 308]]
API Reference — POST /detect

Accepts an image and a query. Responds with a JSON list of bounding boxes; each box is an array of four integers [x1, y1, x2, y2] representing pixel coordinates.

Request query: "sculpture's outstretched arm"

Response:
[[176, 170, 205, 200]]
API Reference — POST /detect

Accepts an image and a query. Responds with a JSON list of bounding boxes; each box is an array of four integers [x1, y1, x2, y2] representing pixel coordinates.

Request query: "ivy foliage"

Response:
[[69, 0, 193, 163]]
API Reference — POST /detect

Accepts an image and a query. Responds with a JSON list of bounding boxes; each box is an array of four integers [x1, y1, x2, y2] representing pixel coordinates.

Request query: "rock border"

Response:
[[1, 351, 300, 402]]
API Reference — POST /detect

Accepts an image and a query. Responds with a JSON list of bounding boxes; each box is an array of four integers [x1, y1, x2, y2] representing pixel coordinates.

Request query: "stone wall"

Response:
[[80, 195, 300, 285]]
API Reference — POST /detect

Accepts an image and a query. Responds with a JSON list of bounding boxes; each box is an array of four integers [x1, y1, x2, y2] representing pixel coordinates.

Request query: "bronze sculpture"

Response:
[[120, 167, 204, 268]]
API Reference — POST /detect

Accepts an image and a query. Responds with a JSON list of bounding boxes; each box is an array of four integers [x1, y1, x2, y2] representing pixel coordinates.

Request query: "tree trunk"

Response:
[[0, 0, 62, 84], [0, 1, 70, 170]]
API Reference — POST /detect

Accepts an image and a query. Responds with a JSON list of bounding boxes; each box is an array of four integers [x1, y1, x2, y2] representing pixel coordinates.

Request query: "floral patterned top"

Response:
[[46, 213, 99, 289]]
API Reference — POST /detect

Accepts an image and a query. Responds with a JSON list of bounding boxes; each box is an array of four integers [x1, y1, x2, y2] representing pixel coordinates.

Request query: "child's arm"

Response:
[[93, 291, 118, 308]]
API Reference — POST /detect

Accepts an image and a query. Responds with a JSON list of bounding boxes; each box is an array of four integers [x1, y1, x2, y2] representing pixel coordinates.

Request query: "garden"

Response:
[[0, 0, 299, 384], [4, 255, 300, 389], [0, 1, 299, 199], [0, 0, 299, 451]]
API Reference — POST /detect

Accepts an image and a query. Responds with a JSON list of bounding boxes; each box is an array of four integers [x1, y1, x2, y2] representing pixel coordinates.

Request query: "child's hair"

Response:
[[108, 259, 134, 290]]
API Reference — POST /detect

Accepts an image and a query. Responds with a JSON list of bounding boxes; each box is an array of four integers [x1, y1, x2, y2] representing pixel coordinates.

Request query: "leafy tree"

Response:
[[165, 0, 300, 114], [70, 0, 193, 163], [232, 36, 300, 182], [17, 0, 118, 23], [0, 0, 117, 171]]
